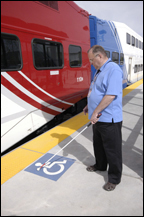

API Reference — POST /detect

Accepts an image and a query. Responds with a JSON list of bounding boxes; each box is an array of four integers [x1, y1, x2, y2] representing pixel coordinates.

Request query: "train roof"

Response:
[[113, 21, 143, 41], [89, 14, 143, 41], [1, 1, 90, 43], [68, 1, 90, 17]]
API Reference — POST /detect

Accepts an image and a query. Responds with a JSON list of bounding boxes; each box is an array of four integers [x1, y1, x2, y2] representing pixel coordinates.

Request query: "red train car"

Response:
[[1, 1, 91, 152]]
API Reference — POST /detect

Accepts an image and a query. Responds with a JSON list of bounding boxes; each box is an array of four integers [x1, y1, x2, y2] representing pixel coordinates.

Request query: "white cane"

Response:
[[37, 113, 102, 171]]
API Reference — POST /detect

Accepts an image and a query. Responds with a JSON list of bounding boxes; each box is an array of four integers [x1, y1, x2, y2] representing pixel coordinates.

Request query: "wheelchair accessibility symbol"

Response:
[[25, 153, 76, 181], [35, 160, 67, 175]]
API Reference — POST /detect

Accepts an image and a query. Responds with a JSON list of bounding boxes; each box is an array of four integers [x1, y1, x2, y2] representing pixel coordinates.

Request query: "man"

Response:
[[83, 45, 123, 191]]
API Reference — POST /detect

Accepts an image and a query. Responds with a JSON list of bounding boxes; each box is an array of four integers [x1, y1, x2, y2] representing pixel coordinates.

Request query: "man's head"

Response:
[[87, 45, 108, 70]]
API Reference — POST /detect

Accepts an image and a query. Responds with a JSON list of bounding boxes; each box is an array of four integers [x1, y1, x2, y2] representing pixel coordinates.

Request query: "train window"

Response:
[[38, 1, 58, 11], [105, 51, 110, 58], [112, 52, 119, 64], [132, 36, 135, 46], [136, 39, 138, 48], [134, 65, 137, 73], [1, 33, 22, 71], [69, 45, 82, 67], [120, 53, 124, 65], [126, 33, 131, 45], [32, 39, 63, 69], [139, 40, 141, 49]]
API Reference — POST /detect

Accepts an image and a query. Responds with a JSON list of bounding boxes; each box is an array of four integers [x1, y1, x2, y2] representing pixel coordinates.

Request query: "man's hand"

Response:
[[83, 105, 88, 115], [91, 112, 101, 124]]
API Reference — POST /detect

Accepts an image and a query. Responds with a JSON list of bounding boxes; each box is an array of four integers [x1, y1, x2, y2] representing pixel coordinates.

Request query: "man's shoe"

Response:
[[103, 182, 116, 191], [86, 165, 97, 172]]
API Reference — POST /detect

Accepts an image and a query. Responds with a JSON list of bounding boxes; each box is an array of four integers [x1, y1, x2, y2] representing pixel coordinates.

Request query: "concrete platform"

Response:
[[1, 83, 143, 216]]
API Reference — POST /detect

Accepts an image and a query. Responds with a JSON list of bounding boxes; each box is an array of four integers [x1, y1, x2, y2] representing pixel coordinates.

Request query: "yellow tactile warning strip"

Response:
[[1, 112, 89, 185], [21, 112, 90, 153], [123, 79, 143, 97], [1, 79, 143, 185], [1, 149, 43, 185]]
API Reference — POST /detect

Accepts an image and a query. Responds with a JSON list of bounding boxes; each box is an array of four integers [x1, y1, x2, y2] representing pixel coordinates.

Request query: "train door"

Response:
[[128, 57, 132, 82]]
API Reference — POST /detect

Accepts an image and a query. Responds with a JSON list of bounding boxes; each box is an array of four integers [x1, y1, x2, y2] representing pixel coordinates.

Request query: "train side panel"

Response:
[[114, 21, 143, 84], [89, 15, 127, 88], [89, 15, 143, 86], [1, 1, 91, 152]]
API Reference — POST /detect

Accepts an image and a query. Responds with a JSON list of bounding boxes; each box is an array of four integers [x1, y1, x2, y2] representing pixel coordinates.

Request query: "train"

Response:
[[1, 1, 143, 153]]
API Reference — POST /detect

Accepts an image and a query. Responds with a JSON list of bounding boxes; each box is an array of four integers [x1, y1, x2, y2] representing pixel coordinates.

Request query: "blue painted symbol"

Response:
[[25, 153, 76, 181]]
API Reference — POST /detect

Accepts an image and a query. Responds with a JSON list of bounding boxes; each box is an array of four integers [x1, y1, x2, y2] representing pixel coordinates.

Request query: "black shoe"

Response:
[[86, 165, 97, 172], [103, 182, 117, 191]]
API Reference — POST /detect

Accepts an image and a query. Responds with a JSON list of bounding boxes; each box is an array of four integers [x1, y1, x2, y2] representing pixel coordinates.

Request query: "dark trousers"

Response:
[[93, 121, 122, 184]]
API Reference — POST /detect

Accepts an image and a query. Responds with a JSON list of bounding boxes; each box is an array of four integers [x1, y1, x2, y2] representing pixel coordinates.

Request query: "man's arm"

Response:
[[90, 95, 115, 124]]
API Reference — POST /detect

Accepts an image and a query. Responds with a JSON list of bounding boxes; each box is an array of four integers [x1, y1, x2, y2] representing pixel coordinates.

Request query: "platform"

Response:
[[1, 79, 143, 216]]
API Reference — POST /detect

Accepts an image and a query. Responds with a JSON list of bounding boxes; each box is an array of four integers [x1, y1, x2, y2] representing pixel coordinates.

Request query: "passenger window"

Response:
[[132, 36, 135, 46], [138, 65, 141, 72], [126, 33, 131, 45], [1, 33, 22, 71], [38, 1, 58, 11], [134, 65, 137, 73], [105, 51, 110, 58], [32, 39, 63, 69], [136, 39, 138, 48], [112, 52, 119, 64], [139, 65, 141, 72], [139, 41, 141, 49], [69, 45, 82, 67], [120, 53, 124, 65]]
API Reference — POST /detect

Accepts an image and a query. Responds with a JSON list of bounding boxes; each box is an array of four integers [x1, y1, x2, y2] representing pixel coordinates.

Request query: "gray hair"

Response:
[[88, 45, 107, 57]]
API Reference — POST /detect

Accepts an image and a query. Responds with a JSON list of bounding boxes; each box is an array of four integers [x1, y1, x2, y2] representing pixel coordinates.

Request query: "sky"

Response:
[[74, 1, 143, 38]]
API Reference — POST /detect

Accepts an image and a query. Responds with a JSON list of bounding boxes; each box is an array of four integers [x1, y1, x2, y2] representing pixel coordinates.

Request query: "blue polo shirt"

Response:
[[88, 58, 123, 123]]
